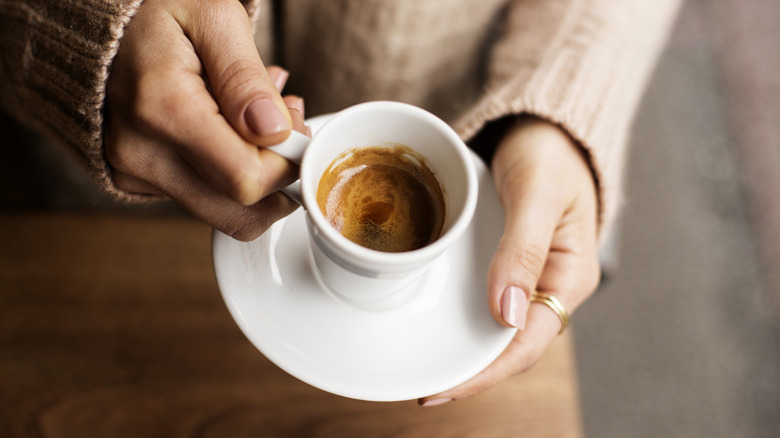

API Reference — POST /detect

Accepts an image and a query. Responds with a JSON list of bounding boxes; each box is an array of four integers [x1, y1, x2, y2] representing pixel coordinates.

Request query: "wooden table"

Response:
[[0, 213, 583, 437]]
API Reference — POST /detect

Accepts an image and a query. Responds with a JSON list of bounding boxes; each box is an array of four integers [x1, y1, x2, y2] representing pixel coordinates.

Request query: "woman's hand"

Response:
[[420, 115, 601, 406], [105, 0, 306, 241]]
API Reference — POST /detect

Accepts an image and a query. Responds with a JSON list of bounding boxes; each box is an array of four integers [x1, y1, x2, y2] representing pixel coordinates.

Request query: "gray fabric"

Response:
[[575, 1, 780, 436]]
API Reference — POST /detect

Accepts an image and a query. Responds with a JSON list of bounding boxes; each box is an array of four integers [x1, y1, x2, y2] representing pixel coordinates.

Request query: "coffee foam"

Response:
[[317, 146, 445, 252]]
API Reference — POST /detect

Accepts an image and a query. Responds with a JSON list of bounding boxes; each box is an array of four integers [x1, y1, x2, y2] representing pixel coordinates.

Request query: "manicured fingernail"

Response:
[[269, 69, 289, 91], [245, 99, 288, 137], [501, 286, 527, 329], [420, 398, 452, 407], [287, 96, 304, 115]]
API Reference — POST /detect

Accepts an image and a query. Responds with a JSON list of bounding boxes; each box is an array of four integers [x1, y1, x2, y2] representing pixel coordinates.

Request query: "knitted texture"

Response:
[[454, 0, 683, 237], [0, 0, 145, 200], [264, 0, 681, 238], [1, 0, 680, 238], [0, 0, 256, 201]]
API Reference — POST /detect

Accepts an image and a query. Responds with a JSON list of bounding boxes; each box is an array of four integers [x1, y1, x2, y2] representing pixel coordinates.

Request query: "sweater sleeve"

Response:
[[0, 0, 261, 201], [454, 0, 681, 239]]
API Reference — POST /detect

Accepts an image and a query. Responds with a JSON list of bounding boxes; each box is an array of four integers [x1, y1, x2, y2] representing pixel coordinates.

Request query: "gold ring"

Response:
[[530, 291, 569, 334]]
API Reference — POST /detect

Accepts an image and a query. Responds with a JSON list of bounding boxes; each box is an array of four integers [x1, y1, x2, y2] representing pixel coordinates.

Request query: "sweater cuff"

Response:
[[454, 0, 680, 240], [0, 0, 262, 202], [0, 0, 146, 201]]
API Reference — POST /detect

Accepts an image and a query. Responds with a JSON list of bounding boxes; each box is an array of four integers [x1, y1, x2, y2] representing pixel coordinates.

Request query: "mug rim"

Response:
[[299, 101, 478, 269]]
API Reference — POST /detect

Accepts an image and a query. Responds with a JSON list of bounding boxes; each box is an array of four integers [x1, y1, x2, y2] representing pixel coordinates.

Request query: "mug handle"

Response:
[[264, 130, 311, 205]]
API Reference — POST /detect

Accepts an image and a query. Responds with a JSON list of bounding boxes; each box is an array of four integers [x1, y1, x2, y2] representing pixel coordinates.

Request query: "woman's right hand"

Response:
[[105, 0, 306, 241]]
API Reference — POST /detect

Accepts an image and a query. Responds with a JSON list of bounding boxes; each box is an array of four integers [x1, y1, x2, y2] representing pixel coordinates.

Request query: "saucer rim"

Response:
[[211, 114, 516, 401]]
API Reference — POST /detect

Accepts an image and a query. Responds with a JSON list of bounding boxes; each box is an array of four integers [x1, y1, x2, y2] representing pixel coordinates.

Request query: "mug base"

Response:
[[308, 245, 448, 312]]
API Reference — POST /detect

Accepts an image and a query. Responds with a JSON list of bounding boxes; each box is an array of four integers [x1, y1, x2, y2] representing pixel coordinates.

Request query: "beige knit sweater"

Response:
[[0, 0, 680, 238]]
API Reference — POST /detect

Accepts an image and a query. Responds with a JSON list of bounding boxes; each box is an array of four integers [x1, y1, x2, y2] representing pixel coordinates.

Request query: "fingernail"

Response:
[[501, 286, 527, 329], [420, 398, 452, 407], [287, 96, 304, 115], [245, 99, 288, 137], [269, 69, 289, 91]]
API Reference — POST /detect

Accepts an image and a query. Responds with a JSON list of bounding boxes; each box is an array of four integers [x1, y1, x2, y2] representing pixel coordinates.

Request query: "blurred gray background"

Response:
[[574, 0, 780, 436], [2, 0, 779, 436]]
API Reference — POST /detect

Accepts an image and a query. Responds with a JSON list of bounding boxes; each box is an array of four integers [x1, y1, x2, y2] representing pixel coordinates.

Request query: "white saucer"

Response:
[[212, 116, 516, 402]]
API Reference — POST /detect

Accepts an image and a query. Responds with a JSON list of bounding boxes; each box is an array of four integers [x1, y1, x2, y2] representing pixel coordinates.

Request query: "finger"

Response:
[[485, 118, 583, 330], [267, 65, 290, 92], [179, 0, 292, 146], [536, 224, 601, 313], [284, 96, 312, 140], [421, 246, 599, 406], [419, 303, 560, 406], [283, 95, 305, 119], [107, 3, 297, 206], [420, 235, 598, 406], [532, 144, 601, 315], [151, 74, 296, 205], [109, 129, 299, 241], [486, 181, 560, 329], [288, 107, 307, 135], [418, 117, 602, 406], [114, 89, 300, 205]]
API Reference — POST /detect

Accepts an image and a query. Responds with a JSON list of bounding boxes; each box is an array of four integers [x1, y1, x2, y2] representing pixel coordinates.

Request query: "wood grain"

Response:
[[0, 213, 583, 438]]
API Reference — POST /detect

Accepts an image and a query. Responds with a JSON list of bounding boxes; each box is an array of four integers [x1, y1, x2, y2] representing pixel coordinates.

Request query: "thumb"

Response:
[[181, 1, 291, 146], [487, 182, 559, 330]]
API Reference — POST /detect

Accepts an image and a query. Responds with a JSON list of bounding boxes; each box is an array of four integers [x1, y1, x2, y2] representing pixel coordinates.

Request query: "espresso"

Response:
[[317, 145, 445, 252]]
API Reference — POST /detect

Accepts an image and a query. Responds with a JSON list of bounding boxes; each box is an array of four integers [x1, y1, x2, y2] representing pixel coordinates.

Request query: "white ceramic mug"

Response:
[[267, 101, 477, 308]]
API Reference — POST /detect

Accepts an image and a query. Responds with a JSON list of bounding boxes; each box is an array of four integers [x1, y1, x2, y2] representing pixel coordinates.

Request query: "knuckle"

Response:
[[224, 161, 268, 206], [222, 211, 269, 242], [215, 58, 263, 103], [129, 67, 198, 137], [222, 194, 296, 242], [225, 217, 262, 242], [204, 0, 247, 20], [229, 229, 256, 242], [502, 243, 547, 278], [188, 0, 248, 36], [225, 173, 257, 206]]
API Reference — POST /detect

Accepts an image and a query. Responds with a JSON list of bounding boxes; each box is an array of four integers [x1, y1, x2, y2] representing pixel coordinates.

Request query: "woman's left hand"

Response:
[[419, 115, 602, 406]]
